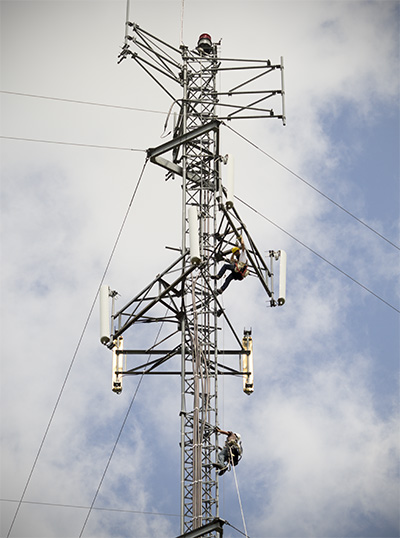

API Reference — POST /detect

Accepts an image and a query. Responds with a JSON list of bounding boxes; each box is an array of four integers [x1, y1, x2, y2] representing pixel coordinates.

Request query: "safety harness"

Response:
[[234, 261, 249, 279], [227, 437, 243, 466]]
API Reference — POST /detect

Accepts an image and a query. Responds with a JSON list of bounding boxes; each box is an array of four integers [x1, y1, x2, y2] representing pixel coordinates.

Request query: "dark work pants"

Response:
[[217, 263, 243, 292]]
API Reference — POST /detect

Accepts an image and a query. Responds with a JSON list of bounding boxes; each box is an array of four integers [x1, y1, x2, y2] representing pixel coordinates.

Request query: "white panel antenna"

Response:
[[224, 153, 234, 209], [278, 250, 287, 305]]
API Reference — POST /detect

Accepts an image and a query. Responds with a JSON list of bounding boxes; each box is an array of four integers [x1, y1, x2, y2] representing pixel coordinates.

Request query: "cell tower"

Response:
[[100, 24, 286, 537]]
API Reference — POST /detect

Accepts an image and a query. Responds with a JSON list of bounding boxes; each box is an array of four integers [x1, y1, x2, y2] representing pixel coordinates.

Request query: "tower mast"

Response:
[[100, 25, 286, 537], [178, 37, 220, 531]]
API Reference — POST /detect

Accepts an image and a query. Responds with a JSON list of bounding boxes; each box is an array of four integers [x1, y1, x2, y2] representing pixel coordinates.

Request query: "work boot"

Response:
[[218, 465, 228, 476]]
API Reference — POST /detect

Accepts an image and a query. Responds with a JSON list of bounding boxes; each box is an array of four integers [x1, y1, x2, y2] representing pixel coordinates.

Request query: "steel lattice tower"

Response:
[[179, 49, 218, 532], [100, 24, 286, 537]]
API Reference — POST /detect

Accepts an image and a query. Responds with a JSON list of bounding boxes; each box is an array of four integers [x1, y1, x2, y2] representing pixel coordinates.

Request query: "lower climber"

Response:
[[211, 235, 249, 295], [213, 428, 243, 476]]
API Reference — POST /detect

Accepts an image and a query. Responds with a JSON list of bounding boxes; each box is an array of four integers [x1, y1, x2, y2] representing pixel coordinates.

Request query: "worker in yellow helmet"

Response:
[[211, 235, 249, 294]]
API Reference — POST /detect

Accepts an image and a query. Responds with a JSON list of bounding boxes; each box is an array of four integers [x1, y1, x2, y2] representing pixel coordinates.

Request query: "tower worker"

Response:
[[212, 235, 249, 294], [213, 428, 243, 476]]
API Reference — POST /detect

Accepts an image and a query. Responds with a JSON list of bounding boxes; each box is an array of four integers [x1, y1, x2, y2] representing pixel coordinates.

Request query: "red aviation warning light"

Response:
[[197, 33, 213, 54]]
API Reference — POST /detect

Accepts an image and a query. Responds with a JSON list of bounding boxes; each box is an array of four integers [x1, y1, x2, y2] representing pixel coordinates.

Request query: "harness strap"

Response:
[[234, 262, 249, 278]]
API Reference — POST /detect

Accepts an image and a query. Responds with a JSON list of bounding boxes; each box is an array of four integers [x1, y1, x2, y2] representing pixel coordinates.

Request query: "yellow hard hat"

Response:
[[232, 247, 240, 254]]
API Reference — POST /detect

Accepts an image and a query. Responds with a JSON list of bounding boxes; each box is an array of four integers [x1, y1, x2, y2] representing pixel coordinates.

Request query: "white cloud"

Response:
[[246, 358, 399, 537]]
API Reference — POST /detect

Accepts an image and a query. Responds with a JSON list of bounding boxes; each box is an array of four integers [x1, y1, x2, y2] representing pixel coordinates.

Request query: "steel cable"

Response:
[[223, 122, 399, 251], [235, 195, 400, 314]]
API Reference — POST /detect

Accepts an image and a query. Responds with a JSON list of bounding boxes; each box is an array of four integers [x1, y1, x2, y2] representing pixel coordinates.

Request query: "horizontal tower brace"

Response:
[[217, 90, 283, 96], [116, 348, 249, 355], [122, 370, 245, 376], [147, 120, 220, 159], [120, 354, 247, 376], [218, 115, 284, 120]]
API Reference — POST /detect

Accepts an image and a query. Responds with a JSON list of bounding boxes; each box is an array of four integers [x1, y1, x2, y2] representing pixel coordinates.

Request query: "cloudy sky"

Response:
[[1, 1, 399, 537]]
